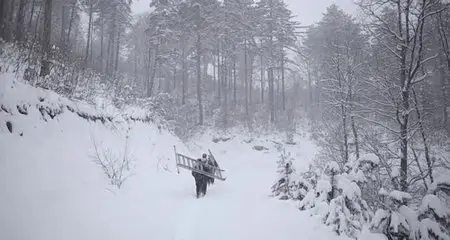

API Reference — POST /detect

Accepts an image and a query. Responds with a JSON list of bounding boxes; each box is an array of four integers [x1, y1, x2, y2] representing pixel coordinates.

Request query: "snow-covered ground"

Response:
[[1, 73, 366, 240]]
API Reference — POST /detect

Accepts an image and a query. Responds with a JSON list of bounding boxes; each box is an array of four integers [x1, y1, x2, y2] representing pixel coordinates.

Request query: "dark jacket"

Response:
[[192, 159, 206, 179]]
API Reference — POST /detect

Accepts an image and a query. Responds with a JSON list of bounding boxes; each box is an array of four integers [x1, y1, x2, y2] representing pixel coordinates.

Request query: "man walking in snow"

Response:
[[192, 157, 209, 198]]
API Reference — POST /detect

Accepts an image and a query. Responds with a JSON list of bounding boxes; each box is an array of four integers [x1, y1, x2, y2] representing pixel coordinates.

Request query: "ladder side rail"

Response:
[[177, 164, 226, 181]]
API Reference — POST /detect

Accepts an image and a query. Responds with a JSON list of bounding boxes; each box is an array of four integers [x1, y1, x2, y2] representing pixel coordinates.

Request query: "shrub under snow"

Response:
[[298, 161, 370, 239], [417, 194, 450, 240], [369, 190, 450, 240], [271, 150, 299, 200]]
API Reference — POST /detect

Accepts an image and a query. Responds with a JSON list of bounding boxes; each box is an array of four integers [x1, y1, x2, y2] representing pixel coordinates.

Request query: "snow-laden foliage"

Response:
[[290, 168, 318, 201], [326, 196, 362, 238], [299, 179, 331, 211], [369, 191, 414, 240], [369, 191, 450, 240], [345, 153, 383, 210], [417, 194, 450, 240], [430, 175, 450, 196], [298, 161, 370, 239], [271, 145, 319, 201], [389, 191, 413, 204], [271, 149, 296, 200]]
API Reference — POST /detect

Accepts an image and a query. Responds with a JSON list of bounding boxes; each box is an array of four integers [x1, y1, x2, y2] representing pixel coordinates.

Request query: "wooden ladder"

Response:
[[174, 146, 226, 181]]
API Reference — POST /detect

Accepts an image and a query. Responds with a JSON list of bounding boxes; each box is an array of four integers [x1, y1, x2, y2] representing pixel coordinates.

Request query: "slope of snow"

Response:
[[0, 72, 376, 240]]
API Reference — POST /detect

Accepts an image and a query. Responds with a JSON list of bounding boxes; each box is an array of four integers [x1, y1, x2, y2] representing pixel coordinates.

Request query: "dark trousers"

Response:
[[195, 177, 207, 198]]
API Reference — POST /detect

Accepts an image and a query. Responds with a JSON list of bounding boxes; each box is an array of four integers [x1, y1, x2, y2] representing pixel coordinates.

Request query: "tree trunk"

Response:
[[106, 31, 113, 75], [268, 0, 274, 123], [244, 40, 248, 114], [181, 43, 186, 105], [203, 56, 208, 83], [114, 30, 120, 75], [438, 12, 450, 75], [31, 3, 42, 49], [307, 63, 312, 113], [100, 16, 104, 72], [40, 0, 52, 77], [158, 61, 163, 92], [60, 3, 67, 48], [28, 0, 36, 30], [440, 54, 449, 132], [233, 56, 237, 108], [218, 45, 222, 106], [196, 32, 203, 125], [341, 103, 349, 163], [412, 147, 428, 190], [249, 54, 253, 108], [399, 73, 409, 192], [148, 47, 158, 96], [276, 67, 280, 109], [349, 84, 359, 159], [67, 1, 76, 51], [1, 0, 13, 41], [213, 52, 216, 95], [5, 0, 15, 41], [89, 24, 94, 64], [260, 52, 264, 102], [0, 0, 6, 36], [399, 25, 409, 192], [351, 115, 359, 159], [84, 0, 94, 67], [15, 0, 27, 42], [412, 88, 433, 183], [268, 67, 274, 122], [336, 53, 349, 163], [144, 45, 150, 96], [281, 47, 285, 111], [223, 53, 228, 127]]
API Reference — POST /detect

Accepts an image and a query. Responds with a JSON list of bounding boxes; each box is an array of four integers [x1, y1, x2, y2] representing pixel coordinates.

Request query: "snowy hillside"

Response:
[[0, 73, 190, 239], [0, 73, 369, 240]]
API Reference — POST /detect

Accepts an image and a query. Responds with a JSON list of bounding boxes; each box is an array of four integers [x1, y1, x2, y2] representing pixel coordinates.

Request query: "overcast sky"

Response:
[[130, 0, 359, 26]]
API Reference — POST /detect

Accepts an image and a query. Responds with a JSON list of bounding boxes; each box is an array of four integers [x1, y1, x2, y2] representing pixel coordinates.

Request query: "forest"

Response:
[[1, 0, 450, 239]]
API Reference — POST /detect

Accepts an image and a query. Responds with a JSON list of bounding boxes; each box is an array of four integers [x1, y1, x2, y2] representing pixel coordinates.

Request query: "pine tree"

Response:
[[271, 149, 294, 200]]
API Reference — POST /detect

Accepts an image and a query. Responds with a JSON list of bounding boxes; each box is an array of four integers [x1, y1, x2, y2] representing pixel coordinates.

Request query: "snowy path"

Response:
[[0, 129, 345, 240], [108, 144, 347, 240], [170, 157, 307, 240]]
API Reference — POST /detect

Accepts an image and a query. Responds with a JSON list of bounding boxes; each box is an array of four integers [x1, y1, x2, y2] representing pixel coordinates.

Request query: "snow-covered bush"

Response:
[[417, 194, 450, 240], [271, 150, 295, 200], [346, 153, 384, 210], [298, 161, 371, 239], [429, 175, 450, 197], [299, 179, 332, 213], [369, 190, 450, 240], [271, 149, 317, 201], [289, 168, 317, 201], [370, 190, 415, 240]]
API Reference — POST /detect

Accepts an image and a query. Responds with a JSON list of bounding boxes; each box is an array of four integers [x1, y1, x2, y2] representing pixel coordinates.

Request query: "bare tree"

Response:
[[357, 0, 444, 191]]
